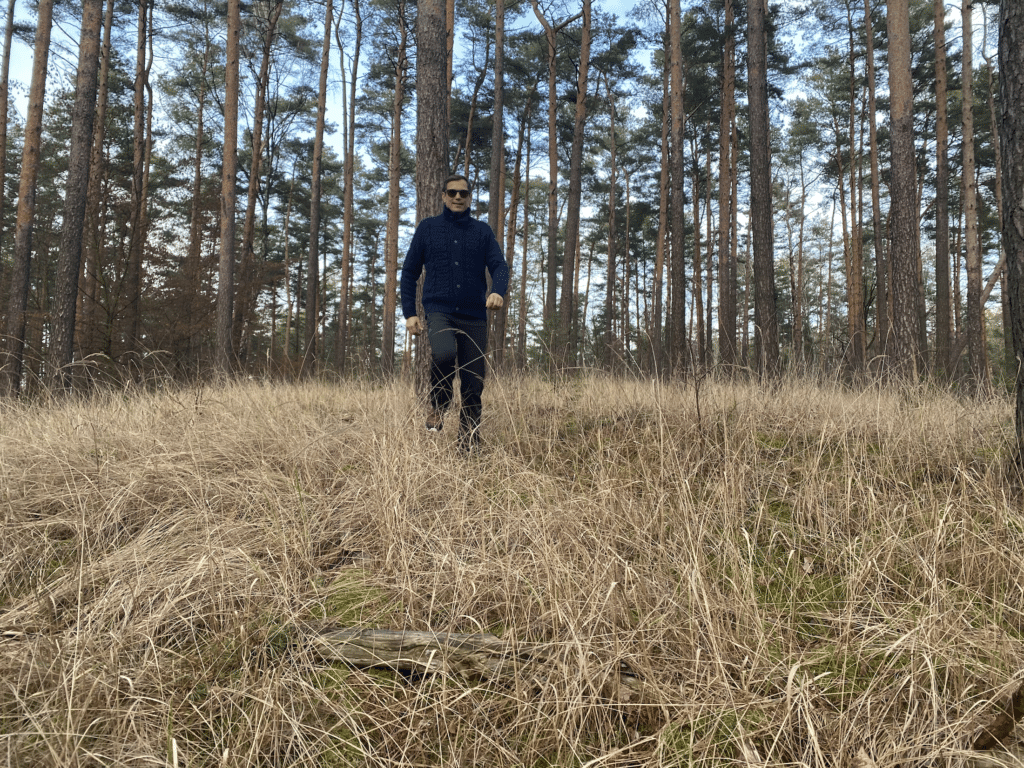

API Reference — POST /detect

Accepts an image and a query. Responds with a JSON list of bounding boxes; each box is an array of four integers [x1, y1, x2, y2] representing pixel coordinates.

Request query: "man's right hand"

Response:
[[405, 316, 422, 335]]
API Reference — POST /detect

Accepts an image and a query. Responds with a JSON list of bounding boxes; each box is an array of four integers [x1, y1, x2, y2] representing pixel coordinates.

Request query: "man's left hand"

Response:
[[486, 294, 504, 310]]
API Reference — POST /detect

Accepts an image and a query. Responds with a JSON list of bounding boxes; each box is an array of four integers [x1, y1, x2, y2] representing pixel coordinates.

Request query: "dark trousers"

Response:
[[426, 312, 488, 437]]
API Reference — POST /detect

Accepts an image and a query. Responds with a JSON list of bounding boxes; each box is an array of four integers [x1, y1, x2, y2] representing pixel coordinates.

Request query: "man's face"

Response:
[[443, 180, 471, 214]]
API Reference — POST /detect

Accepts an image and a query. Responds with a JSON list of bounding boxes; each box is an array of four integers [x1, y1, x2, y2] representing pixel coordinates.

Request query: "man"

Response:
[[400, 174, 509, 450]]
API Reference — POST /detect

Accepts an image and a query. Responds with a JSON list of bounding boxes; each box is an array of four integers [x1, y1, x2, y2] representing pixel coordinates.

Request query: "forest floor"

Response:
[[1, 373, 1024, 767]]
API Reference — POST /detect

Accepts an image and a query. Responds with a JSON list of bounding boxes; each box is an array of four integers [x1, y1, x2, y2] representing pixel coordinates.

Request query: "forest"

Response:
[[0, 0, 1020, 389]]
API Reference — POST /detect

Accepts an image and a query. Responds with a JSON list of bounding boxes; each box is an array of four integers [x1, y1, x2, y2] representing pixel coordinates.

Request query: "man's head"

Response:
[[442, 174, 472, 215]]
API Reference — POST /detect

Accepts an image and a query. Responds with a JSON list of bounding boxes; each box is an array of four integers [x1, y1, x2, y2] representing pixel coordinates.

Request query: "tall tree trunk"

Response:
[[125, 0, 152, 356], [336, 0, 361, 373], [487, 0, 507, 366], [933, 0, 951, 376], [717, 0, 737, 367], [416, 0, 449, 387], [0, 0, 15, 255], [304, 0, 332, 376], [748, 0, 778, 377], [846, 1, 865, 373], [885, 0, 921, 378], [77, 0, 115, 366], [962, 0, 986, 383], [691, 140, 706, 368], [1, 0, 53, 396], [217, 0, 242, 374], [557, 1, 591, 368], [49, 0, 103, 390], [605, 79, 617, 369], [865, 0, 887, 362], [235, 0, 283, 366], [652, 41, 669, 372], [382, 0, 408, 376], [999, 0, 1024, 452], [669, 0, 687, 375], [982, 12, 1010, 370], [179, 0, 210, 370], [518, 118, 532, 364]]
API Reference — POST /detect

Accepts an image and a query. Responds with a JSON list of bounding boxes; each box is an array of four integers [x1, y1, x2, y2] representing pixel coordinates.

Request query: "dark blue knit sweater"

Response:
[[400, 207, 510, 321]]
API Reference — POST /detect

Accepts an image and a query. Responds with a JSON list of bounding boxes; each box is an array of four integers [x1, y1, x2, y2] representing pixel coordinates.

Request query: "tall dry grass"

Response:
[[0, 373, 1021, 767]]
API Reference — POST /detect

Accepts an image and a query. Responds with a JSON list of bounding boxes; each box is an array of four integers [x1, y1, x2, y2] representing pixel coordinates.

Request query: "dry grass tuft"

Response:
[[1, 373, 1022, 767]]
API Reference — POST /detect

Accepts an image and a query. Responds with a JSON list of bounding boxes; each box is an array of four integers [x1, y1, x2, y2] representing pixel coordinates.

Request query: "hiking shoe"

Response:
[[425, 409, 444, 432]]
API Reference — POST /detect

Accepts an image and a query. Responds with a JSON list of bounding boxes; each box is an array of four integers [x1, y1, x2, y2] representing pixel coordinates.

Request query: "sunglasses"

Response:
[[445, 189, 471, 199]]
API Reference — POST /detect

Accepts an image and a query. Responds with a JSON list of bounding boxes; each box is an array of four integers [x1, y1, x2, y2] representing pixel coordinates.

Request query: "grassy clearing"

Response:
[[0, 373, 1022, 767]]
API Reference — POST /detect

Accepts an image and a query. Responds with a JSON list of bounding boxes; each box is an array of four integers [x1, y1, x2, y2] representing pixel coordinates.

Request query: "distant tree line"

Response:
[[0, 0, 1019, 391]]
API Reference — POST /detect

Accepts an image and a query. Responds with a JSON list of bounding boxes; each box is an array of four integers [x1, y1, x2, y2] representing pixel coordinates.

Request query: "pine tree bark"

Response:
[[415, 0, 449, 388], [558, 0, 591, 369], [933, 0, 951, 376], [235, 0, 283, 367], [962, 0, 986, 383], [1000, 0, 1024, 452], [125, 0, 153, 357], [487, 0, 507, 366], [77, 0, 115, 366], [717, 0, 737, 368], [217, 0, 242, 374], [1, 0, 53, 396], [885, 0, 921, 379], [303, 0, 332, 376], [382, 0, 408, 376], [0, 0, 16, 257], [605, 78, 618, 369], [865, 0, 887, 363], [335, 0, 361, 372], [49, 0, 103, 390], [652, 42, 669, 372], [748, 0, 778, 377], [668, 0, 686, 375]]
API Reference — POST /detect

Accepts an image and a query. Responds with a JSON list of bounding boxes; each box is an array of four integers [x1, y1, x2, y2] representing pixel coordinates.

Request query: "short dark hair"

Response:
[[443, 174, 473, 193]]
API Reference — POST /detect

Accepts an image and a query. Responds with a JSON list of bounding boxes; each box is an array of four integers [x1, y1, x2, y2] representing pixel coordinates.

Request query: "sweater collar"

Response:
[[443, 206, 472, 224]]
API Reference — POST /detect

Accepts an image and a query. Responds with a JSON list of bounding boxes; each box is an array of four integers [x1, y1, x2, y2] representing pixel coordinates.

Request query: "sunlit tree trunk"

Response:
[[487, 0, 507, 365], [558, 0, 590, 368], [217, 0, 241, 374], [335, 0, 361, 373], [416, 0, 449, 386], [669, 0, 686, 375], [604, 77, 617, 369], [845, 1, 864, 373], [865, 0, 887, 363], [1, 0, 53, 396], [518, 119, 532, 364], [717, 0, 737, 368], [302, 0, 332, 375], [0, 0, 16, 256], [382, 0, 408, 376], [691, 137, 706, 369], [886, 0, 921, 378], [236, 0, 283, 367], [962, 0, 986, 383], [49, 0, 103, 390], [748, 0, 778, 377], [652, 43, 669, 372]]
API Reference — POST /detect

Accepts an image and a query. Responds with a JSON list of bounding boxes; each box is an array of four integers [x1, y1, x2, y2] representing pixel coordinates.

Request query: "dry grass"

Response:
[[1, 372, 1022, 767]]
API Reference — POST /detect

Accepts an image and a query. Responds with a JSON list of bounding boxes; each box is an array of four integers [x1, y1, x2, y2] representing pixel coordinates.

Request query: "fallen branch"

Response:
[[304, 627, 642, 701], [973, 683, 1024, 751]]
